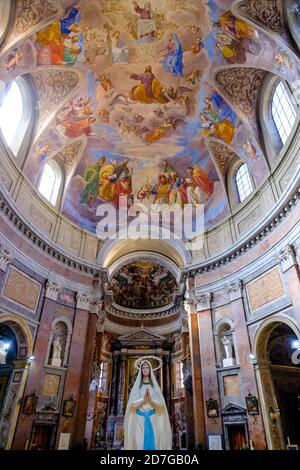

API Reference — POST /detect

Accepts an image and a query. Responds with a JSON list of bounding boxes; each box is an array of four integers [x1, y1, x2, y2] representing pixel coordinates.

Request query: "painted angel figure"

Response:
[[124, 359, 172, 450]]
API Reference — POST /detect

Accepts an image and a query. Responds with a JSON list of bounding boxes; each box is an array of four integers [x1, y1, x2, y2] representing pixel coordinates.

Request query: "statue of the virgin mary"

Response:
[[124, 358, 172, 450]]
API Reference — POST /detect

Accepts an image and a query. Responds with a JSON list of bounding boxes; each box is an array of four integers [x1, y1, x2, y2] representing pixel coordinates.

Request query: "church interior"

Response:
[[0, 0, 300, 451]]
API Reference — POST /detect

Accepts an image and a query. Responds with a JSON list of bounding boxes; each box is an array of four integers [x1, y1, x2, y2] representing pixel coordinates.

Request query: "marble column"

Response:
[[196, 292, 222, 437], [184, 295, 206, 446], [277, 244, 300, 325], [12, 282, 62, 450], [228, 281, 267, 450], [106, 352, 119, 446]]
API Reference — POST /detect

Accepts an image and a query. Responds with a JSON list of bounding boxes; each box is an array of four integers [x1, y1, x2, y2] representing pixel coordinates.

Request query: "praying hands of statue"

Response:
[[144, 388, 151, 405]]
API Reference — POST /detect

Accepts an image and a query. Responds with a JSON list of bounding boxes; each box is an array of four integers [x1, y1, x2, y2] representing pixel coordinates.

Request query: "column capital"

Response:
[[45, 281, 61, 301], [90, 297, 105, 314], [0, 245, 13, 272], [195, 292, 212, 312], [228, 280, 243, 301], [277, 244, 297, 273], [76, 292, 91, 311], [183, 297, 196, 315]]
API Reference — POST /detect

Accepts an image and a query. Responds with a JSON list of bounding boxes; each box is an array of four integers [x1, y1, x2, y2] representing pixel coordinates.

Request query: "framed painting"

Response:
[[23, 393, 38, 415], [245, 394, 259, 415], [206, 398, 219, 418], [62, 398, 76, 417]]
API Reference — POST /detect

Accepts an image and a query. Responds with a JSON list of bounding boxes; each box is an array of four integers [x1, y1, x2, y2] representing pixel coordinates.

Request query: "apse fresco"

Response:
[[1, 0, 299, 234], [109, 260, 177, 309]]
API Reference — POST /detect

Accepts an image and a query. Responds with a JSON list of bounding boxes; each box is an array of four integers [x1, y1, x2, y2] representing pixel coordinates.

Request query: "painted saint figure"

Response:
[[130, 65, 169, 104], [80, 156, 106, 207], [133, 1, 156, 41], [161, 33, 184, 77], [124, 359, 172, 450]]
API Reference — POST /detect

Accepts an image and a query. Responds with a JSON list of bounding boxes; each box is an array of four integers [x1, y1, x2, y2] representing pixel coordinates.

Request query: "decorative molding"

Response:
[[0, 168, 300, 281], [277, 244, 297, 272], [215, 67, 267, 135], [195, 292, 212, 312], [76, 293, 91, 311], [56, 139, 86, 173], [31, 68, 81, 140], [106, 300, 182, 320], [208, 141, 238, 177], [0, 0, 63, 54], [90, 298, 104, 315], [45, 281, 61, 301], [186, 186, 300, 276], [0, 188, 103, 277], [0, 244, 13, 272], [234, 0, 292, 45], [183, 290, 197, 315], [228, 281, 243, 301]]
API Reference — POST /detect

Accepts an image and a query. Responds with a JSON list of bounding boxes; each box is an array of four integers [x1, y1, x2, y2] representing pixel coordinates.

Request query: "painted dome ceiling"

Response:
[[1, 0, 299, 235], [109, 260, 177, 309]]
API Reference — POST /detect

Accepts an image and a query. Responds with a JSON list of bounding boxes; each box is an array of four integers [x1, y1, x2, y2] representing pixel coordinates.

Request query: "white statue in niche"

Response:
[[222, 335, 235, 367], [51, 336, 62, 367]]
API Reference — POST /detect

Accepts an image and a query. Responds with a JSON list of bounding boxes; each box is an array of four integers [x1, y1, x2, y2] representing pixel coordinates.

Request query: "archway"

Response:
[[254, 316, 300, 450], [0, 315, 33, 449]]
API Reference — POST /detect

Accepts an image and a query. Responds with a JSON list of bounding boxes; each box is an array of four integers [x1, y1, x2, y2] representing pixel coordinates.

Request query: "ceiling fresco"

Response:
[[0, 0, 300, 235], [109, 260, 177, 309]]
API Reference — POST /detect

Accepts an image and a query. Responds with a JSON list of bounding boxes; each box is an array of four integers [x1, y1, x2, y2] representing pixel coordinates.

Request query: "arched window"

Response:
[[0, 77, 33, 157], [235, 163, 254, 203], [271, 81, 297, 145], [38, 161, 62, 206]]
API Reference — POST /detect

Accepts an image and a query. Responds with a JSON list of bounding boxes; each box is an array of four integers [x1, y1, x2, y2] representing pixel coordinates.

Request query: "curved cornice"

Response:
[[0, 186, 106, 278], [185, 183, 300, 277], [1, 168, 299, 279]]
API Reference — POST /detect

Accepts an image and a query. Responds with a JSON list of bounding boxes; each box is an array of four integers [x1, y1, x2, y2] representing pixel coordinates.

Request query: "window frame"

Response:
[[0, 74, 37, 167], [259, 74, 299, 167], [226, 157, 256, 210], [37, 159, 63, 208], [235, 163, 254, 204], [271, 81, 297, 146]]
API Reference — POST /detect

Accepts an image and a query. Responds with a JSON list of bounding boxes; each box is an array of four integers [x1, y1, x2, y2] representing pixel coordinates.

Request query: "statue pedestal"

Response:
[[51, 357, 62, 367], [223, 358, 234, 368]]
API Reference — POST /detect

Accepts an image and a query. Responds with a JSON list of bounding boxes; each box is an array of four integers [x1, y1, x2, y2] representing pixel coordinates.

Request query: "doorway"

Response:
[[227, 424, 247, 450], [30, 423, 56, 450]]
